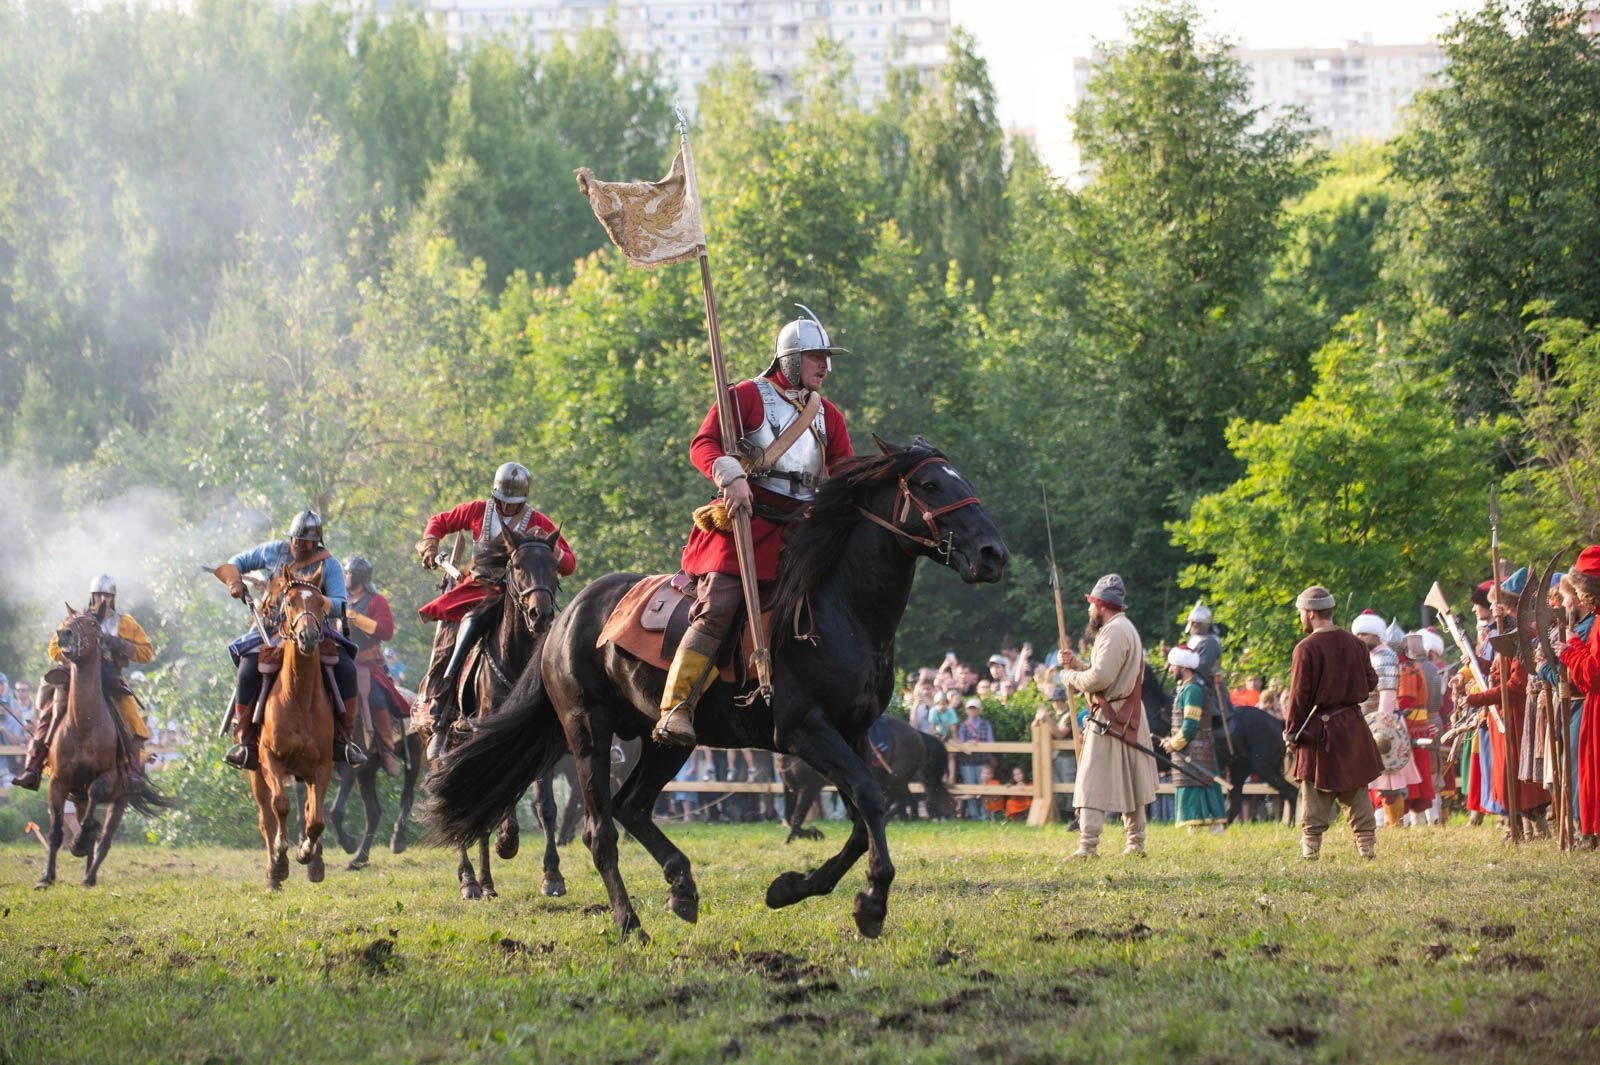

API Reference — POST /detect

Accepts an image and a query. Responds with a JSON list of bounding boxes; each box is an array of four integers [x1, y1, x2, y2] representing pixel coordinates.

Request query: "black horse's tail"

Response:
[[920, 732, 956, 820], [422, 659, 567, 848], [127, 778, 181, 818]]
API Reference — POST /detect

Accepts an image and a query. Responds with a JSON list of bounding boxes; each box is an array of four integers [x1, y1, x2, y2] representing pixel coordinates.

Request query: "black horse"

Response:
[[437, 525, 565, 900], [1142, 673, 1296, 825], [328, 714, 426, 869], [778, 716, 954, 841], [425, 438, 1008, 942]]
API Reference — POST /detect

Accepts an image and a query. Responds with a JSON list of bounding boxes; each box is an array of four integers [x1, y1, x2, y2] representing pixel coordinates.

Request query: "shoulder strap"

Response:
[[751, 389, 823, 473]]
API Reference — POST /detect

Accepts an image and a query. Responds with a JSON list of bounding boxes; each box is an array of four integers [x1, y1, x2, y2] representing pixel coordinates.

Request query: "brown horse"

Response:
[[36, 607, 174, 889], [249, 581, 337, 889]]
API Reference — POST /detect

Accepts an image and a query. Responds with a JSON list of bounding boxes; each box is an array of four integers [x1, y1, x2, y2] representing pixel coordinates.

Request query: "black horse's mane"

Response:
[[770, 443, 943, 627], [472, 525, 555, 579]]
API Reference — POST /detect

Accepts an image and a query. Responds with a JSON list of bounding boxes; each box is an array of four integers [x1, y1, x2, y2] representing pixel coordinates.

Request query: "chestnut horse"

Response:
[[249, 581, 338, 889], [36, 607, 175, 889]]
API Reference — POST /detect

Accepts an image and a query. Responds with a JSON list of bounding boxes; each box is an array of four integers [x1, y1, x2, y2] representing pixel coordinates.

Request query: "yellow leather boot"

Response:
[[654, 642, 717, 748]]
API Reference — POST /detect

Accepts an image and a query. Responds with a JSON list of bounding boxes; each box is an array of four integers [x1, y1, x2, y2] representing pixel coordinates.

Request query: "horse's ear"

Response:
[[872, 433, 902, 455], [543, 524, 562, 548], [65, 601, 77, 616]]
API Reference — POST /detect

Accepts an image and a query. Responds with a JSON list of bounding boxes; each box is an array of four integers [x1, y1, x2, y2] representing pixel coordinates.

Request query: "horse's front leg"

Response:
[[348, 768, 380, 870], [297, 764, 329, 884], [533, 774, 566, 897], [610, 745, 698, 923], [84, 798, 127, 887], [250, 769, 288, 889], [329, 764, 359, 854], [768, 725, 894, 938], [36, 782, 68, 889], [478, 834, 497, 899], [391, 735, 421, 854], [458, 842, 482, 900], [569, 731, 646, 943], [69, 784, 101, 860]]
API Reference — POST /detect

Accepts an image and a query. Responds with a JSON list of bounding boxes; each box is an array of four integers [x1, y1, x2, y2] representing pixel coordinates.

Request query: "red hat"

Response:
[[1574, 545, 1600, 577]]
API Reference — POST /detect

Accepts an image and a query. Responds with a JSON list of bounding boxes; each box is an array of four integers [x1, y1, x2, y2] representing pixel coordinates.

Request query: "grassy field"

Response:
[[1, 819, 1596, 1064]]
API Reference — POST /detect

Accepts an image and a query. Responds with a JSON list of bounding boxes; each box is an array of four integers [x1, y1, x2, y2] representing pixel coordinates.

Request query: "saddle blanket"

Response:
[[595, 573, 773, 684]]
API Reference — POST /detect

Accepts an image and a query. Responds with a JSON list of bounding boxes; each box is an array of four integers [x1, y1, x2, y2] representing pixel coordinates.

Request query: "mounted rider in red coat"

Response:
[[413, 462, 576, 753], [655, 305, 854, 748], [344, 555, 407, 776]]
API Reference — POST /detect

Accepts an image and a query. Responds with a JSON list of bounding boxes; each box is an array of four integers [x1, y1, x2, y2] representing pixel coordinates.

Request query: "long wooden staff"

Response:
[[1490, 485, 1521, 842], [677, 110, 771, 699], [1042, 489, 1082, 758]]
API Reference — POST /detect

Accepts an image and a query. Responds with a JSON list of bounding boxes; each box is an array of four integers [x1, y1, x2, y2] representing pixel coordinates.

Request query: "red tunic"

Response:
[[1559, 617, 1600, 834], [1465, 656, 1551, 812], [679, 374, 853, 581], [419, 500, 576, 622], [1398, 656, 1436, 808]]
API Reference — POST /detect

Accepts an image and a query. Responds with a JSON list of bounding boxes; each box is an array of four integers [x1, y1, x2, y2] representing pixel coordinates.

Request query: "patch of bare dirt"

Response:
[[757, 1012, 830, 1034], [1067, 923, 1152, 943], [1268, 1024, 1320, 1048], [1479, 952, 1545, 973], [1430, 1028, 1473, 1051], [1422, 943, 1450, 962], [1479, 923, 1516, 941], [496, 937, 553, 958], [357, 936, 395, 975]]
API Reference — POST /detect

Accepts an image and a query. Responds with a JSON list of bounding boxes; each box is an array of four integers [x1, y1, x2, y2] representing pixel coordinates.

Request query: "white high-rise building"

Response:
[[1062, 38, 1444, 183], [401, 0, 950, 112], [1235, 41, 1446, 145]]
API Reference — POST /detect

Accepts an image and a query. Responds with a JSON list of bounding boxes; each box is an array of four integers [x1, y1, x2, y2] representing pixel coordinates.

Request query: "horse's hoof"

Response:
[[390, 826, 408, 854], [267, 879, 283, 892], [461, 883, 482, 901], [541, 876, 567, 898], [495, 824, 520, 861], [619, 918, 651, 946], [799, 827, 824, 841], [347, 856, 369, 872], [307, 853, 325, 884], [481, 883, 498, 900], [33, 880, 53, 891], [765, 870, 809, 910], [668, 891, 699, 924], [83, 874, 97, 888], [271, 855, 290, 883], [852, 892, 886, 939]]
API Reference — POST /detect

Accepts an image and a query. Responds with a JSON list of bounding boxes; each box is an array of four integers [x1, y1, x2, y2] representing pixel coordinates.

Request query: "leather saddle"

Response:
[[597, 573, 772, 685]]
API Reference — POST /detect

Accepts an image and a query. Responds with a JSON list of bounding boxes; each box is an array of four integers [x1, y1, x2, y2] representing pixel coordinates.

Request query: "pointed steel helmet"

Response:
[[491, 462, 530, 505], [88, 573, 117, 596], [1186, 600, 1212, 626], [345, 555, 373, 587], [287, 509, 323, 543], [1384, 618, 1407, 648], [767, 303, 848, 387]]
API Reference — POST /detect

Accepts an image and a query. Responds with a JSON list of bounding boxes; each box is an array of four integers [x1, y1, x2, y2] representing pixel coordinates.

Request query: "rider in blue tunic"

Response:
[[211, 510, 366, 771]]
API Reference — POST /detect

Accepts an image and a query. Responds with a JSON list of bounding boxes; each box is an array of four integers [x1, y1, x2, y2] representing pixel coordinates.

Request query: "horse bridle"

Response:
[[56, 611, 100, 659], [507, 538, 560, 630], [280, 580, 327, 648], [856, 456, 983, 561]]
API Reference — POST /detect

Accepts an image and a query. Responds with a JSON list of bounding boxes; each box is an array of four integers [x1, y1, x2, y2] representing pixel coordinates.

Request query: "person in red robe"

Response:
[[655, 306, 853, 747], [413, 462, 575, 751], [1463, 567, 1552, 838], [1558, 546, 1600, 847]]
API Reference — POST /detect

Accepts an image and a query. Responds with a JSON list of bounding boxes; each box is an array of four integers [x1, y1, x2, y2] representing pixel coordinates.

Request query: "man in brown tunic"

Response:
[[1284, 585, 1385, 860]]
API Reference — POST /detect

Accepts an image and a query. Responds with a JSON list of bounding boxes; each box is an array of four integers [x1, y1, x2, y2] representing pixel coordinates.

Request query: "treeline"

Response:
[[2, 0, 1598, 688]]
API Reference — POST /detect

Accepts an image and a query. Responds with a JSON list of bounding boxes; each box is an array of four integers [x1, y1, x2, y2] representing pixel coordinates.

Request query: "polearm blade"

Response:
[[676, 110, 772, 698]]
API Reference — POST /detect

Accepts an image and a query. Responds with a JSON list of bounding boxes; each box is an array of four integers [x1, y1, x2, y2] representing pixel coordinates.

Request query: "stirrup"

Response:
[[652, 705, 697, 748], [224, 743, 259, 771], [335, 741, 368, 768]]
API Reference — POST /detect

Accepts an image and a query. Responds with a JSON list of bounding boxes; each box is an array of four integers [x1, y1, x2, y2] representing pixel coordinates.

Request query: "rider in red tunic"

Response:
[[655, 306, 854, 747], [413, 462, 575, 752]]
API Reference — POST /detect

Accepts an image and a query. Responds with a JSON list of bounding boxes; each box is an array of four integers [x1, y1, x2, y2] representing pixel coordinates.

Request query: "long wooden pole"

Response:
[[677, 111, 771, 699], [1489, 484, 1521, 842]]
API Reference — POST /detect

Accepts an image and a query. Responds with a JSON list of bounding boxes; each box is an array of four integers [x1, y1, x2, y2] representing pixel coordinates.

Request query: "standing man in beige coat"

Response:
[[1059, 574, 1157, 857]]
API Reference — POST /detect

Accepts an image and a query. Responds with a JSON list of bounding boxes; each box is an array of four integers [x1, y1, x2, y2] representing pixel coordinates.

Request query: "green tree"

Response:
[[1388, 0, 1600, 414], [1503, 313, 1600, 549], [1171, 315, 1504, 672]]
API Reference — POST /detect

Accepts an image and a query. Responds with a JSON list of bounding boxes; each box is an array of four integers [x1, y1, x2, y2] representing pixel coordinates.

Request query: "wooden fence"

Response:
[[2, 726, 1280, 823]]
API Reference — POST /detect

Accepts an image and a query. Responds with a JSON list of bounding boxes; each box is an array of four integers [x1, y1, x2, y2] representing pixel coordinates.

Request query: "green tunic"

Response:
[[1170, 677, 1226, 826]]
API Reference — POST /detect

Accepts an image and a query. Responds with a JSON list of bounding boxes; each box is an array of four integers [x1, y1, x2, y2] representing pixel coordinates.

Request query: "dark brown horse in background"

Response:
[[779, 717, 955, 842], [432, 526, 564, 900], [36, 607, 175, 889], [428, 439, 1008, 943], [248, 581, 340, 889]]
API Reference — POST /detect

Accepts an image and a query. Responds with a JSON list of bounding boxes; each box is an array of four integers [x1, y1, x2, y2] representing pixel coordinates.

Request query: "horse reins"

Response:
[[856, 456, 983, 560]]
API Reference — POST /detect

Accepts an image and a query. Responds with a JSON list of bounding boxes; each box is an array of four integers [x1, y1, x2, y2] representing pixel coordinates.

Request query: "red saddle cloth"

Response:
[[596, 574, 773, 684]]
